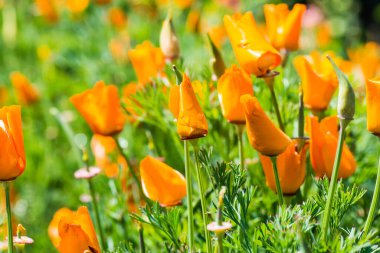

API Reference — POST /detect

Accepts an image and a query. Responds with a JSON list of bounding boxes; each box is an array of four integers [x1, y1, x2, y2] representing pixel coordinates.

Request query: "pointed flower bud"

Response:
[[160, 12, 180, 61], [208, 33, 225, 78], [327, 55, 355, 121]]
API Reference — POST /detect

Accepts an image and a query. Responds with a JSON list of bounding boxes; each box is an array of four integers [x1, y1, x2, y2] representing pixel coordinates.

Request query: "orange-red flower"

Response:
[[35, 0, 59, 23], [48, 206, 100, 253], [0, 105, 26, 181], [366, 77, 380, 135], [293, 51, 339, 112], [108, 7, 127, 30], [263, 3, 306, 51], [90, 134, 128, 178], [70, 81, 126, 136], [224, 12, 281, 77], [10, 72, 40, 105], [140, 156, 186, 206], [241, 94, 291, 156], [172, 74, 208, 139], [259, 140, 308, 195], [217, 65, 253, 124], [128, 41, 165, 85], [66, 0, 89, 13], [306, 116, 356, 178]]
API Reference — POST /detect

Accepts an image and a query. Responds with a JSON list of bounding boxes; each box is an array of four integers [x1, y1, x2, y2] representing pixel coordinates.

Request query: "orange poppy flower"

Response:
[[35, 0, 59, 23], [208, 25, 227, 49], [140, 156, 186, 207], [10, 72, 40, 105], [90, 134, 128, 178], [128, 41, 165, 85], [348, 42, 380, 82], [66, 0, 89, 13], [108, 7, 127, 30], [263, 3, 306, 51], [223, 12, 281, 77], [217, 65, 253, 124], [108, 33, 130, 64], [70, 81, 126, 136], [293, 51, 339, 112], [306, 116, 356, 178], [241, 94, 291, 156], [0, 105, 26, 181], [176, 74, 208, 139], [366, 77, 380, 135], [48, 206, 100, 253], [0, 86, 8, 105], [259, 140, 308, 195]]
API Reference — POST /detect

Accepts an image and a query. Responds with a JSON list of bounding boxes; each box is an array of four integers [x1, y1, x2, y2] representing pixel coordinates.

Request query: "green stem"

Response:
[[217, 234, 224, 253], [4, 182, 13, 253], [363, 143, 380, 235], [320, 119, 349, 242], [269, 86, 285, 131], [193, 145, 212, 253], [88, 179, 106, 251], [270, 156, 284, 205], [236, 125, 244, 170], [139, 224, 146, 253], [184, 140, 194, 252]]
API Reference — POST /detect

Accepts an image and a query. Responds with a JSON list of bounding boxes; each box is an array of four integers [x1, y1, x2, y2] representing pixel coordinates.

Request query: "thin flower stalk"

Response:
[[270, 156, 284, 205], [184, 140, 195, 252], [264, 76, 285, 131], [236, 125, 245, 170], [4, 182, 14, 253]]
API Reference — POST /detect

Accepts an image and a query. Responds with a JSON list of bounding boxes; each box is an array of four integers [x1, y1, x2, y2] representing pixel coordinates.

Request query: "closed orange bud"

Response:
[[259, 140, 308, 195], [306, 116, 356, 178], [10, 72, 40, 105], [293, 51, 339, 112], [241, 94, 291, 156], [66, 0, 89, 13], [128, 41, 165, 85], [48, 206, 100, 253], [108, 7, 127, 30], [35, 0, 59, 23], [177, 74, 208, 140], [0, 106, 26, 181], [70, 81, 126, 136], [140, 156, 186, 206], [90, 134, 128, 178], [217, 65, 253, 124], [223, 12, 281, 77], [366, 78, 380, 135], [264, 3, 306, 51]]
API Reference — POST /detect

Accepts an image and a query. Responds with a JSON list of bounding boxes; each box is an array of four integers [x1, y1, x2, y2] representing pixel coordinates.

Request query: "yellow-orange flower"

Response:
[[208, 25, 226, 49], [169, 85, 180, 119], [263, 3, 306, 51], [224, 12, 281, 77], [259, 140, 308, 195], [10, 72, 40, 105], [70, 81, 126, 136], [217, 65, 253, 124], [241, 94, 291, 156], [0, 86, 8, 106], [140, 156, 186, 206], [366, 77, 380, 135], [66, 0, 89, 14], [91, 134, 128, 178], [0, 105, 26, 181], [306, 116, 356, 178], [293, 51, 339, 112], [176, 74, 208, 139], [108, 7, 127, 30], [35, 0, 59, 23], [128, 41, 165, 85], [48, 206, 100, 253], [348, 42, 380, 82]]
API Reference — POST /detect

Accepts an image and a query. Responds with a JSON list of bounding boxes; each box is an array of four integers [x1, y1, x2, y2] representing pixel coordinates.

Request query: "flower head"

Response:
[[366, 77, 380, 135], [10, 72, 40, 105]]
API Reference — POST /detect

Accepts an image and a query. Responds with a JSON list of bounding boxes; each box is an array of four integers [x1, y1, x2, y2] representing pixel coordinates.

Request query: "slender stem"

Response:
[[269, 86, 285, 131], [363, 143, 380, 235], [88, 179, 106, 251], [236, 125, 244, 170], [320, 119, 349, 242], [193, 145, 212, 253], [184, 140, 194, 252], [217, 234, 224, 253], [139, 223, 146, 253], [4, 182, 13, 253], [270, 156, 284, 205]]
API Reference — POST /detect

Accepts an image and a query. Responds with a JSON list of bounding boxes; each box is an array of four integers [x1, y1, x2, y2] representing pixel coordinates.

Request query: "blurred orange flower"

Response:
[[0, 105, 26, 181], [260, 140, 308, 195], [208, 25, 226, 49], [66, 0, 89, 13], [108, 33, 130, 64], [293, 51, 339, 112], [366, 77, 380, 135], [175, 74, 208, 139], [91, 134, 128, 178], [0, 86, 8, 105], [70, 81, 126, 136], [224, 12, 281, 77], [241, 94, 290, 156], [48, 206, 100, 253], [306, 116, 356, 178], [186, 10, 201, 33], [264, 3, 306, 51], [108, 7, 127, 30], [10, 72, 40, 105], [217, 65, 253, 124], [175, 0, 193, 9], [348, 42, 380, 82], [35, 0, 59, 23], [140, 156, 186, 206], [128, 41, 165, 85]]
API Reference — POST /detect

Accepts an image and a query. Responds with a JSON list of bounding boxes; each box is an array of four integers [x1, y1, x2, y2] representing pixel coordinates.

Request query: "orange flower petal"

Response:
[[10, 72, 40, 105], [366, 78, 380, 134]]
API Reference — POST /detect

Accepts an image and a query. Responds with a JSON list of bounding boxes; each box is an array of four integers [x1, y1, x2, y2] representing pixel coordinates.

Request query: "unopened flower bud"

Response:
[[160, 12, 180, 61], [207, 33, 225, 78]]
